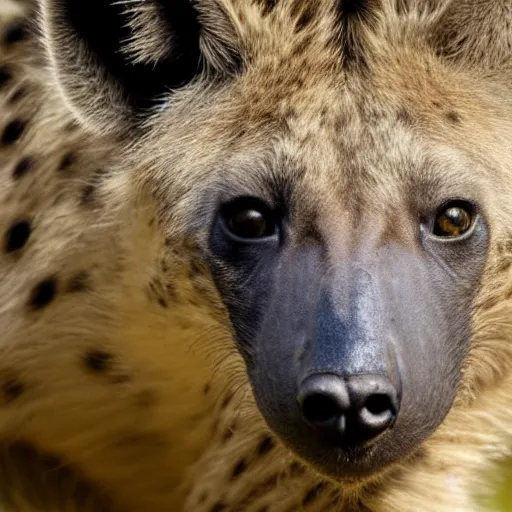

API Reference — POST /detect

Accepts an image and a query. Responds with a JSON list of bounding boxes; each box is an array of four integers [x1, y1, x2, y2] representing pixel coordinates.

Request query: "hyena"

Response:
[[0, 0, 510, 510]]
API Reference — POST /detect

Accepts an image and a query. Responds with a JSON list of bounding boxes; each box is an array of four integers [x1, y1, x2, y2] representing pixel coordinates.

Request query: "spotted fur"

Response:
[[0, 0, 510, 511]]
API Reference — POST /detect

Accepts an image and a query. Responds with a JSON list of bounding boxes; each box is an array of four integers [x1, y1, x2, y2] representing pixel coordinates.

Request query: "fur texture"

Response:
[[0, 0, 510, 510]]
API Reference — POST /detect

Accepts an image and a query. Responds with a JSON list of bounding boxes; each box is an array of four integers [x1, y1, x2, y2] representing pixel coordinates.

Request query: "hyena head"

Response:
[[41, 0, 512, 483]]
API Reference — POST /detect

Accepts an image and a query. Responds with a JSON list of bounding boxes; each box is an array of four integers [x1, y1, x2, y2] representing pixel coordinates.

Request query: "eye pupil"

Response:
[[434, 203, 473, 238], [222, 198, 278, 240], [229, 209, 268, 238]]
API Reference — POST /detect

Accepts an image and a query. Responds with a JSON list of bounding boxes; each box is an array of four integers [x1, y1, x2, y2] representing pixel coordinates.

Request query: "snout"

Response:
[[297, 373, 400, 447], [240, 243, 473, 480]]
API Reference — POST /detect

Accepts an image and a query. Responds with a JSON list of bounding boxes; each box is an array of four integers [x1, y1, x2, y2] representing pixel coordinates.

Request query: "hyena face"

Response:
[[42, 0, 512, 485], [204, 92, 490, 479]]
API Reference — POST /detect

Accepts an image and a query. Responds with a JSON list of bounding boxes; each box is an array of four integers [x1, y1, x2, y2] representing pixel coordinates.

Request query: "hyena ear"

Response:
[[41, 0, 241, 135], [429, 0, 512, 77]]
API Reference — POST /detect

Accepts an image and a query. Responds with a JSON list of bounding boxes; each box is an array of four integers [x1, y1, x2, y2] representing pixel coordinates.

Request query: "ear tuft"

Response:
[[41, 0, 241, 135], [120, 1, 191, 66]]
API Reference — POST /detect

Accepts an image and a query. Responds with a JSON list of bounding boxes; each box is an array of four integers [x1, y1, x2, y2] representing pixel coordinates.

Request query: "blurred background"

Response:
[[479, 458, 512, 511]]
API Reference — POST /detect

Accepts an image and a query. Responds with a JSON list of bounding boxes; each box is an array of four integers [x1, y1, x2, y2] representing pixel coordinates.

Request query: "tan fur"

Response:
[[0, 0, 509, 510]]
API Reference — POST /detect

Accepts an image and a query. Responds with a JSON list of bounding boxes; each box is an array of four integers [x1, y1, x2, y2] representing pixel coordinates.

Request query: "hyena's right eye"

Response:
[[220, 197, 278, 240], [432, 200, 477, 239]]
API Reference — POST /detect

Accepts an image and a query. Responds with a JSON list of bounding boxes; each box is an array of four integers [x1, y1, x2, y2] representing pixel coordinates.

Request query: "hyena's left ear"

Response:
[[40, 0, 241, 135], [429, 0, 512, 78]]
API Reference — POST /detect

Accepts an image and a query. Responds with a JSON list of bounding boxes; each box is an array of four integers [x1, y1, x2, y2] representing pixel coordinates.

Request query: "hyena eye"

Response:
[[433, 201, 475, 238], [221, 198, 277, 240]]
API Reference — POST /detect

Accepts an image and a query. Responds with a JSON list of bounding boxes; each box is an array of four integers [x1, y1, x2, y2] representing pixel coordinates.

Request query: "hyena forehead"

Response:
[[130, 6, 506, 226]]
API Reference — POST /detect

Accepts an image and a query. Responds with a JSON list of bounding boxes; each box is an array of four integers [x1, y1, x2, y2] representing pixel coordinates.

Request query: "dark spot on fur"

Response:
[[210, 502, 226, 512], [256, 507, 269, 512], [68, 271, 91, 293], [9, 86, 27, 104], [84, 350, 113, 373], [290, 461, 305, 477], [231, 128, 247, 143], [222, 421, 236, 442], [64, 120, 80, 132], [188, 259, 204, 279], [243, 474, 280, 503], [496, 257, 512, 273], [81, 169, 107, 206], [221, 393, 233, 409], [149, 280, 158, 296], [2, 119, 27, 145], [445, 110, 461, 124], [231, 459, 247, 480], [3, 20, 28, 45], [199, 491, 208, 504], [408, 446, 427, 465], [299, 219, 325, 246], [160, 259, 168, 273], [4, 219, 31, 253], [157, 297, 168, 308], [186, 294, 202, 309], [302, 483, 326, 506], [0, 67, 11, 89], [433, 100, 442, 108], [110, 373, 132, 384], [136, 390, 157, 408], [257, 435, 275, 456], [203, 383, 211, 395], [396, 108, 414, 125], [255, 0, 279, 15], [498, 239, 512, 254], [12, 156, 34, 179], [58, 152, 76, 171], [29, 277, 57, 310], [81, 185, 96, 205], [223, 429, 233, 441], [482, 294, 502, 309], [113, 432, 168, 452], [296, 5, 315, 31], [294, 32, 311, 56], [165, 282, 177, 301], [3, 378, 24, 403]]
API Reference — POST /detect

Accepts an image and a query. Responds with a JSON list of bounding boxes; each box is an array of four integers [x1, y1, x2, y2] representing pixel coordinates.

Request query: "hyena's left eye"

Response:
[[221, 197, 277, 240]]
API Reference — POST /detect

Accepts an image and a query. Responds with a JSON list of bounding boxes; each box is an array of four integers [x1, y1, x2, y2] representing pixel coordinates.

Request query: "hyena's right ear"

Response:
[[429, 0, 512, 79], [40, 0, 241, 135]]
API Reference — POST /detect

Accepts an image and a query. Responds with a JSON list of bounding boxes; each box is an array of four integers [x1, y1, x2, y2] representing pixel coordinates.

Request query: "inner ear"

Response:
[[64, 0, 202, 112]]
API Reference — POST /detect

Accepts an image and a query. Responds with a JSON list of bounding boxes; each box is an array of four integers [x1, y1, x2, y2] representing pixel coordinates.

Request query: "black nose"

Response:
[[297, 373, 399, 446]]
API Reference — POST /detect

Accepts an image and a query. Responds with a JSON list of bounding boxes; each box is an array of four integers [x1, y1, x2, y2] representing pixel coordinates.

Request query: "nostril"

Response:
[[364, 393, 394, 416], [358, 392, 397, 436], [346, 375, 400, 442], [297, 374, 350, 430], [301, 393, 341, 425], [297, 374, 398, 447]]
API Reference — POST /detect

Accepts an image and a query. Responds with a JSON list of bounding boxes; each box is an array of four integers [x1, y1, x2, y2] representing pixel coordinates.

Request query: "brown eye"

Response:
[[223, 199, 276, 239], [433, 202, 474, 238]]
